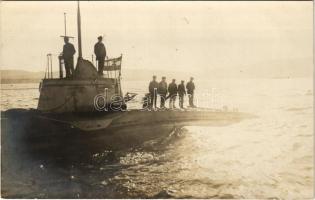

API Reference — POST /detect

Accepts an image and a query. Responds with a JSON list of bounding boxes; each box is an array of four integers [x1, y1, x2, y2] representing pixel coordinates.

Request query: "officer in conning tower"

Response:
[[62, 36, 76, 78], [94, 36, 107, 75]]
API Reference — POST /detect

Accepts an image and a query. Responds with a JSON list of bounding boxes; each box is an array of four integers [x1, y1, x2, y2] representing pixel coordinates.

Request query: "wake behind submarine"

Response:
[[1, 2, 255, 154]]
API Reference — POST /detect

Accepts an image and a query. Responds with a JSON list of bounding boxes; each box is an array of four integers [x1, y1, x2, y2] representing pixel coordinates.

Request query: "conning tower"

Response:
[[37, 2, 125, 113]]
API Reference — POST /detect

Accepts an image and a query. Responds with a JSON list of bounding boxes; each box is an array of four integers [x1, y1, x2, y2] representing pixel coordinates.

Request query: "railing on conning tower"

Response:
[[44, 53, 123, 81], [44, 53, 65, 79], [44, 53, 54, 79]]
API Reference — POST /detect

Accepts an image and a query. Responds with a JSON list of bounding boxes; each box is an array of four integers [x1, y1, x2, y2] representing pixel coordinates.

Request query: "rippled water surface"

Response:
[[1, 78, 313, 198]]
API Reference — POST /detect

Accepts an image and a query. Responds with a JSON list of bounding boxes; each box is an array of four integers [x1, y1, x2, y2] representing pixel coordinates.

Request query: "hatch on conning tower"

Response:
[[37, 2, 126, 113]]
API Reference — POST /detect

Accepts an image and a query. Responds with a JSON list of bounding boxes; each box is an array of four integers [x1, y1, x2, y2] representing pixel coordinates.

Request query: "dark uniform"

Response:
[[158, 80, 168, 108], [62, 42, 76, 78], [168, 82, 178, 109], [186, 81, 195, 107], [94, 41, 106, 75], [178, 82, 186, 108], [149, 80, 159, 109]]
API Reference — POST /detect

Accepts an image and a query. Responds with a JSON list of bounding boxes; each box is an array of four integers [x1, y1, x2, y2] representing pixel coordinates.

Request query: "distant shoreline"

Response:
[[0, 69, 312, 84], [1, 79, 41, 84], [1, 77, 312, 85]]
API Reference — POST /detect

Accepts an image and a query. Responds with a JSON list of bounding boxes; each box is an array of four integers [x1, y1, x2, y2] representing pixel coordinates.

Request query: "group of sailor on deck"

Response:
[[62, 35, 106, 77], [62, 36, 196, 110], [148, 76, 196, 110]]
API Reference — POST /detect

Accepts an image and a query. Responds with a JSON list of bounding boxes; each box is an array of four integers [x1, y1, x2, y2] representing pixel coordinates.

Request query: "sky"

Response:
[[0, 1, 313, 77]]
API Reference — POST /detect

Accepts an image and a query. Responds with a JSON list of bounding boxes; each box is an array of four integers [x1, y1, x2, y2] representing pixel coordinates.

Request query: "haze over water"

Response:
[[1, 0, 313, 198], [1, 78, 313, 198]]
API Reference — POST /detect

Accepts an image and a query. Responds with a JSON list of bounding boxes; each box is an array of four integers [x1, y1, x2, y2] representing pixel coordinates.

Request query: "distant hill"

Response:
[[0, 69, 198, 84], [1, 70, 45, 84], [1, 59, 312, 84]]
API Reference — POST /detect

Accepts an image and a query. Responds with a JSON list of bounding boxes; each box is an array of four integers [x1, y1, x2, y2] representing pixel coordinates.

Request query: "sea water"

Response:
[[1, 78, 313, 198]]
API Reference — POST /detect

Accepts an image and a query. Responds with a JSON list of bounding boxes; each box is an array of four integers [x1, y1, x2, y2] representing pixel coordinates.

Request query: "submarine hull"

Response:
[[1, 108, 255, 154]]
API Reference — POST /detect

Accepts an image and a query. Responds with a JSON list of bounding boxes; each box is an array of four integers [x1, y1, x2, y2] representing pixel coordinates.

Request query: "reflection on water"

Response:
[[1, 78, 313, 198], [1, 84, 39, 110]]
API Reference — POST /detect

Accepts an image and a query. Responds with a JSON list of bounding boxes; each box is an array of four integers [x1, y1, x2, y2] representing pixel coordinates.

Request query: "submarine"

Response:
[[1, 2, 255, 154]]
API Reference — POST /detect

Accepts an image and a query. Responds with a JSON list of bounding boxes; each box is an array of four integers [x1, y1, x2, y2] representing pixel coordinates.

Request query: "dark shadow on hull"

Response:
[[1, 109, 179, 198]]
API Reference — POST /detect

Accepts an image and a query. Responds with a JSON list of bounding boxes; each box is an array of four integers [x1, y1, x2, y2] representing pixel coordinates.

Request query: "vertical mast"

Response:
[[64, 13, 67, 36], [77, 1, 82, 58]]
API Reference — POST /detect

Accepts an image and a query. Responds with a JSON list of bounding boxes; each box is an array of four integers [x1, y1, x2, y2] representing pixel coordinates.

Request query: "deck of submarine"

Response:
[[35, 108, 256, 131]]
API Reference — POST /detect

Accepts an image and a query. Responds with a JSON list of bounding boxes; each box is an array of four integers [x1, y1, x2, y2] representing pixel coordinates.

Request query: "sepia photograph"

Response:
[[0, 1, 313, 199]]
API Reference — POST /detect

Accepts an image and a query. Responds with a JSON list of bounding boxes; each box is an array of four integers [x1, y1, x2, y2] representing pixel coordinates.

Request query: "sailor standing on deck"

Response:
[[178, 80, 186, 109], [94, 36, 106, 75], [62, 37, 76, 78], [186, 77, 196, 107], [168, 79, 178, 109], [158, 76, 168, 109], [149, 75, 159, 110]]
